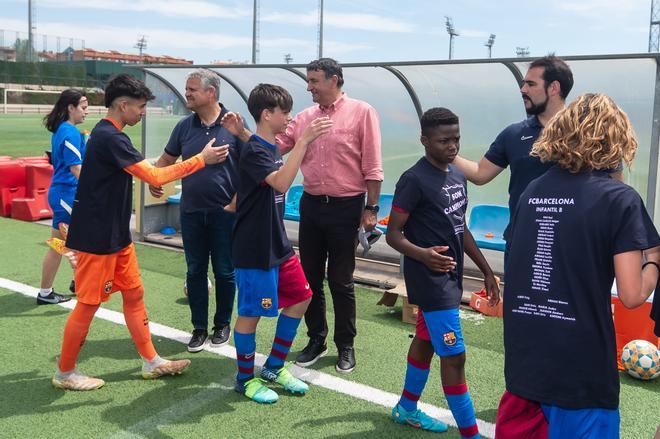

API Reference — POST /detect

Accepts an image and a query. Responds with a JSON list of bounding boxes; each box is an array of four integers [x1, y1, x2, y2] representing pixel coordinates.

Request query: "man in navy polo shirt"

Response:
[[453, 56, 586, 270], [150, 68, 245, 352]]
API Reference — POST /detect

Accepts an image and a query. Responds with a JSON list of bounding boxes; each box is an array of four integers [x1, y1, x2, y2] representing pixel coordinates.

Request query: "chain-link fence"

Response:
[[0, 29, 85, 63]]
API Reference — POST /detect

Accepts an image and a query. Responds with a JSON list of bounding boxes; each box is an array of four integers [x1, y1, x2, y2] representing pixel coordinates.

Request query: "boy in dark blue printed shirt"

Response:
[[386, 108, 499, 436], [496, 94, 660, 439], [228, 84, 333, 403]]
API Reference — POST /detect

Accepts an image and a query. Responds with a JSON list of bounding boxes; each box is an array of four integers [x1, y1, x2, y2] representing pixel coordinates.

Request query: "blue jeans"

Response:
[[181, 207, 236, 331]]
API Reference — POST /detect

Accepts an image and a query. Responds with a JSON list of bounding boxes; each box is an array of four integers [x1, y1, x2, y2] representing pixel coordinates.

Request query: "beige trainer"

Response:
[[142, 358, 191, 379], [52, 370, 105, 391]]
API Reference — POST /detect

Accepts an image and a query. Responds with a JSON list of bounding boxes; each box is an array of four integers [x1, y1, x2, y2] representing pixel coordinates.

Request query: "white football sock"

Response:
[[39, 288, 53, 297]]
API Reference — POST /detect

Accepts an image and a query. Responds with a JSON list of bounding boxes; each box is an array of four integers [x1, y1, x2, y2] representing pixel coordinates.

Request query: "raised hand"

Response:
[[300, 116, 333, 145], [221, 112, 245, 137], [200, 138, 230, 165]]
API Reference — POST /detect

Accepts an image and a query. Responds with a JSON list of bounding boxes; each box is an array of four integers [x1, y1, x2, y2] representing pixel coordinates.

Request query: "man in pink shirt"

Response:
[[223, 58, 383, 373], [282, 58, 383, 373]]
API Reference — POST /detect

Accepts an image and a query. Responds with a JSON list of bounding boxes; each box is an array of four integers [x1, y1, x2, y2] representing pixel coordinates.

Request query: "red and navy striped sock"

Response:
[[264, 313, 301, 370], [443, 383, 479, 439], [234, 330, 256, 383], [398, 355, 431, 411]]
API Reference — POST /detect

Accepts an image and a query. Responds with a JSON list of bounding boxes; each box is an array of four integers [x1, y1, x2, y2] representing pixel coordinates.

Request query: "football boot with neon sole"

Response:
[[235, 377, 279, 404], [392, 403, 448, 433], [260, 364, 308, 394]]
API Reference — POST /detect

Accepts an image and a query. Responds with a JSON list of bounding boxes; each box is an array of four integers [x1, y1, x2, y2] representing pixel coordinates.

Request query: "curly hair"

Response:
[[531, 93, 637, 173], [420, 107, 459, 137]]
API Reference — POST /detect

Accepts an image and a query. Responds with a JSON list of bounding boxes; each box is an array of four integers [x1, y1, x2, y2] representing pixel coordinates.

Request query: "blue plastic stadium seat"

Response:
[[167, 192, 182, 204], [467, 204, 509, 252], [284, 184, 304, 221], [376, 193, 393, 233], [283, 185, 394, 229]]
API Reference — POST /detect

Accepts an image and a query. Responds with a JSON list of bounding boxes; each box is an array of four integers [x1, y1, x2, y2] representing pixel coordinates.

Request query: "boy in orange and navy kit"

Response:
[[52, 74, 229, 390]]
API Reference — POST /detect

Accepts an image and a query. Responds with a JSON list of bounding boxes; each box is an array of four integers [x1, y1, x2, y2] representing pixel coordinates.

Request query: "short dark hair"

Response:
[[43, 88, 86, 133], [306, 58, 344, 87], [420, 107, 459, 136], [247, 83, 293, 122], [104, 74, 155, 107], [529, 55, 574, 100]]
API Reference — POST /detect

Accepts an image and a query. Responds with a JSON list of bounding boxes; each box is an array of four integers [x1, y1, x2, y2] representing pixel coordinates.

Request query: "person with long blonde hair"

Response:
[[495, 93, 660, 438]]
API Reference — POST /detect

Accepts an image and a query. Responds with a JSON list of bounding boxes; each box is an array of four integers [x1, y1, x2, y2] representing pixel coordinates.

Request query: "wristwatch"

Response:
[[364, 204, 380, 213]]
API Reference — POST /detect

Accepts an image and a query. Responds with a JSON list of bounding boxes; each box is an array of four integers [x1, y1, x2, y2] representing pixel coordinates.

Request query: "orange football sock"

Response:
[[58, 302, 99, 372], [121, 286, 157, 361]]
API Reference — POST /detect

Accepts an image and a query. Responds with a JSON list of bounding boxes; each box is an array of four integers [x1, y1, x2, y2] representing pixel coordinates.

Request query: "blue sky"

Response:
[[1, 0, 653, 64]]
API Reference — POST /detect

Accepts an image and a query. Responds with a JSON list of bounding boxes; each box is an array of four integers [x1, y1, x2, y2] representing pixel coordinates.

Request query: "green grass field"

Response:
[[0, 114, 143, 158], [0, 217, 659, 438], [1, 114, 658, 437]]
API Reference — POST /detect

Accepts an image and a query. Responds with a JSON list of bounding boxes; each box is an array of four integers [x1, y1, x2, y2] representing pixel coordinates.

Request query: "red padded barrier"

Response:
[[0, 187, 26, 217], [25, 163, 53, 194], [11, 197, 52, 221], [0, 161, 27, 217]]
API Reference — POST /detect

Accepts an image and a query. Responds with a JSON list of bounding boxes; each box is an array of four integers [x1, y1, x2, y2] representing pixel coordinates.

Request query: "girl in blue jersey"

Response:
[[37, 89, 89, 305]]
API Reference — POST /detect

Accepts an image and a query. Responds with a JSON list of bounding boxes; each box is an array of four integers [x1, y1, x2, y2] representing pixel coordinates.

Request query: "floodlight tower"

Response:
[[516, 46, 530, 57], [28, 0, 35, 62], [135, 35, 147, 61], [649, 0, 660, 52], [252, 0, 260, 64], [445, 16, 459, 60], [318, 0, 324, 58], [484, 34, 496, 58]]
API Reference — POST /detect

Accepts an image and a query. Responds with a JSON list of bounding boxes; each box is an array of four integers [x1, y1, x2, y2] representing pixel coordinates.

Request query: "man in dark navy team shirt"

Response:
[[386, 107, 499, 435], [453, 56, 597, 271], [150, 68, 246, 353], [496, 93, 660, 438], [226, 84, 333, 404]]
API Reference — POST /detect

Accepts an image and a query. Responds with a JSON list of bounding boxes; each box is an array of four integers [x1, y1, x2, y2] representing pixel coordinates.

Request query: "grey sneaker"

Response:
[[37, 290, 71, 305]]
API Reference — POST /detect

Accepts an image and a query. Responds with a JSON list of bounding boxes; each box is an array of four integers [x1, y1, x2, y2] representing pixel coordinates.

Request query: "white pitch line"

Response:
[[107, 381, 236, 439], [1, 277, 496, 438]]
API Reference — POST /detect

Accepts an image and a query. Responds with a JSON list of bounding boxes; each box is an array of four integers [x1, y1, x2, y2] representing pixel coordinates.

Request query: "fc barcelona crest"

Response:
[[443, 331, 457, 346], [261, 297, 273, 309], [104, 280, 113, 294]]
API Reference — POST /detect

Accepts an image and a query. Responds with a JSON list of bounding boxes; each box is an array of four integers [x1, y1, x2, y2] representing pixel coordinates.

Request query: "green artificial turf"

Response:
[[0, 114, 143, 158], [0, 217, 658, 438]]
